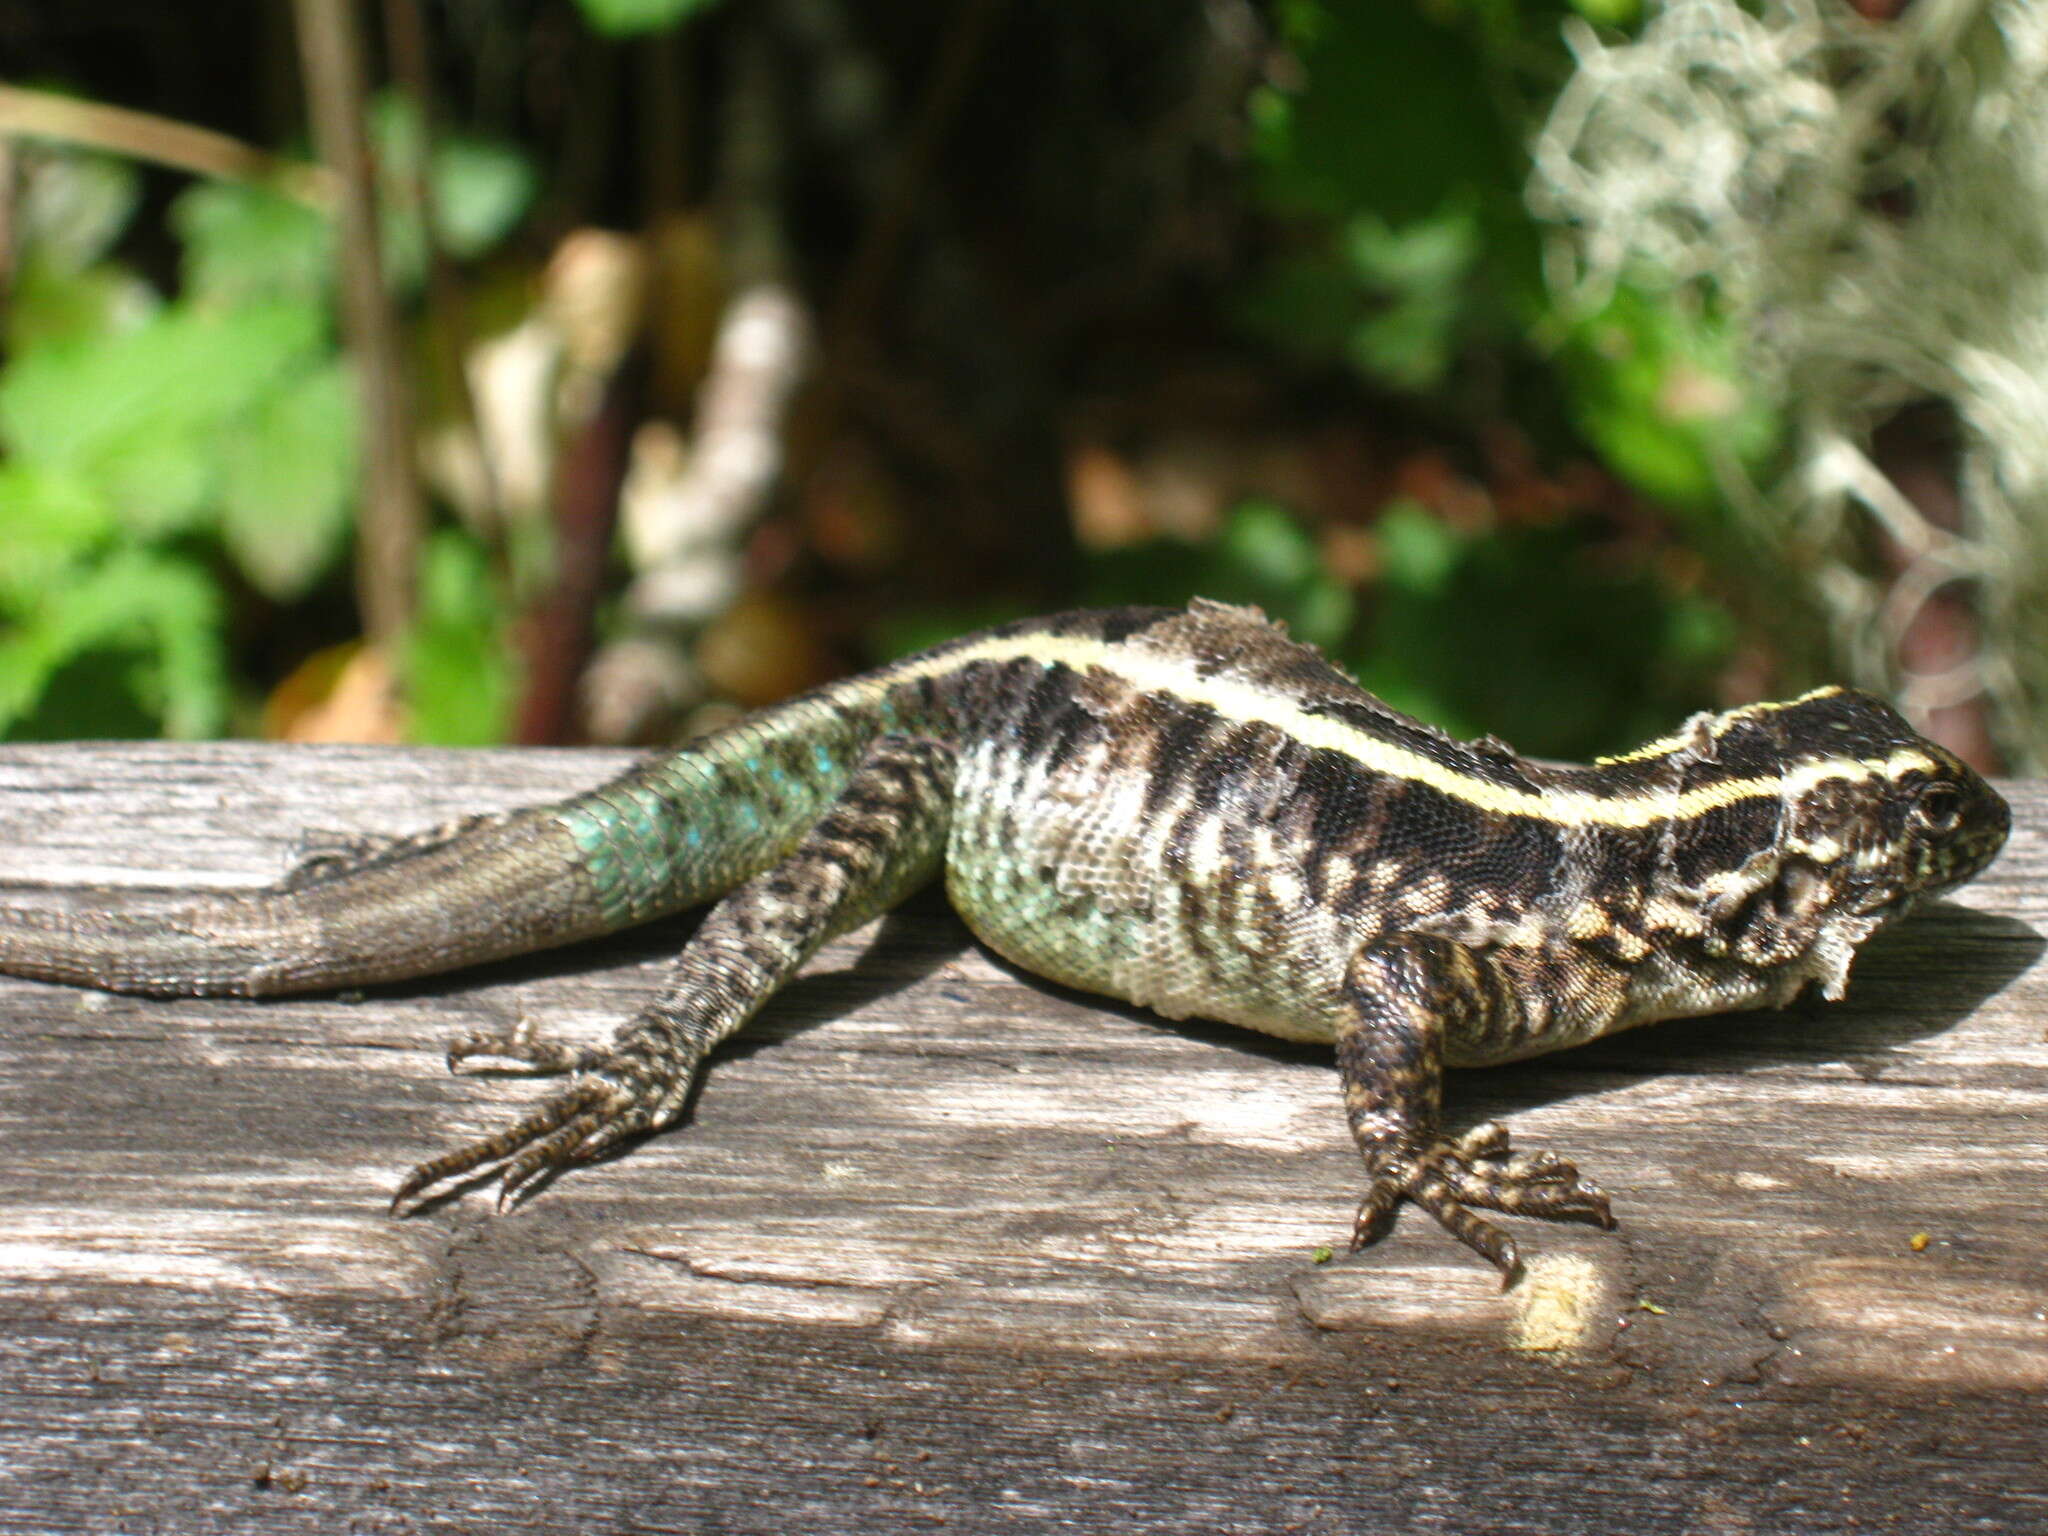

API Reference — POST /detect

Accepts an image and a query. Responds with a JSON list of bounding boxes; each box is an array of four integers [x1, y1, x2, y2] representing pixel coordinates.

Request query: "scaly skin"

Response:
[[0, 601, 2011, 1278]]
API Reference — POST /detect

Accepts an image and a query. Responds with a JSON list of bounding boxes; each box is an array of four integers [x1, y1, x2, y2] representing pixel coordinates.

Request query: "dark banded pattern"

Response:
[[0, 598, 2010, 1278]]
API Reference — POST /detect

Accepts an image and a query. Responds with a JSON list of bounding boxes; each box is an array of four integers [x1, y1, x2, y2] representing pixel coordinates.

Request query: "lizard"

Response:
[[0, 599, 2012, 1279]]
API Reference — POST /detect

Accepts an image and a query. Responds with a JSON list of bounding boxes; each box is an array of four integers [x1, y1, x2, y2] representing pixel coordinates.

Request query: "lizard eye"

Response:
[[1914, 782, 1964, 834]]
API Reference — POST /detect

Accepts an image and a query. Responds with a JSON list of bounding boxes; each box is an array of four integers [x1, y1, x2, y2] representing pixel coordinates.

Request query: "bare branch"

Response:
[[0, 83, 337, 207]]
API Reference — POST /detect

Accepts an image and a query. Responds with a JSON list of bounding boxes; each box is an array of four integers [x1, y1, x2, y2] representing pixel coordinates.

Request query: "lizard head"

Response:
[[1656, 688, 2009, 999], [1773, 689, 2009, 918]]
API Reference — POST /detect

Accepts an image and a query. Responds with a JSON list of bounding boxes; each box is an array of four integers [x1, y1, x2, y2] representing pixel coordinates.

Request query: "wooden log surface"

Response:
[[1, 742, 2045, 1533]]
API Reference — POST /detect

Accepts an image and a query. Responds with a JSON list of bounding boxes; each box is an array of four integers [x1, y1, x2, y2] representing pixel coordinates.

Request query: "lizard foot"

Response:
[[1350, 1121, 1614, 1284], [391, 1030, 687, 1213]]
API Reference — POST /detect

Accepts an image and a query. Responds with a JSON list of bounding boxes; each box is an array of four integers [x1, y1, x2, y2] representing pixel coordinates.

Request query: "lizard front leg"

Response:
[[391, 734, 957, 1211], [1338, 936, 1613, 1282]]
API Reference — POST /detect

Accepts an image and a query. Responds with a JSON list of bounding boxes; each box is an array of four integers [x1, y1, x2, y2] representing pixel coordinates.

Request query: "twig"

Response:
[[640, 23, 692, 218], [515, 348, 645, 745], [827, 0, 1002, 347], [292, 0, 424, 648], [0, 138, 16, 296], [0, 83, 336, 207], [382, 0, 503, 541]]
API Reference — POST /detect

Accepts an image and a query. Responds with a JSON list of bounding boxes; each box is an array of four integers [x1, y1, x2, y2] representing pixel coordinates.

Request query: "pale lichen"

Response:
[[1532, 0, 2048, 763]]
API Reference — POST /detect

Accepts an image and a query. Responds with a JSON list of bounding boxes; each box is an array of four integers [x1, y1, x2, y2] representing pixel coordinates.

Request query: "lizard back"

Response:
[[901, 601, 2007, 1065]]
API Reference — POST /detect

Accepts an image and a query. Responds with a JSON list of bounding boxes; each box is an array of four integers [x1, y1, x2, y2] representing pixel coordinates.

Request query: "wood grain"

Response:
[[3, 743, 2045, 1533]]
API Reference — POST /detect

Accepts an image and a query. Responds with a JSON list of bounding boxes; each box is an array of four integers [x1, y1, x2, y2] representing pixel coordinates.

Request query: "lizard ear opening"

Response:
[[1774, 857, 1825, 918]]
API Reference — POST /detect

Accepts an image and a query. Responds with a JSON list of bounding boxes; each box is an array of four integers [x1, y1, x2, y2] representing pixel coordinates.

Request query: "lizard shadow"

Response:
[[394, 896, 2039, 1211], [919, 899, 2043, 1124]]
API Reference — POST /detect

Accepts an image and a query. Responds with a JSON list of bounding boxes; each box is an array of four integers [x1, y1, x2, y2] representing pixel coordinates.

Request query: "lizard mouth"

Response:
[[1849, 888, 1912, 920]]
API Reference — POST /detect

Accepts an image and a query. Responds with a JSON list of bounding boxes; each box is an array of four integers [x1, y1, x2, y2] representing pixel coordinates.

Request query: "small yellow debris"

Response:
[[1910, 1231, 1931, 1253], [1310, 1246, 1334, 1265], [1636, 1297, 1668, 1315]]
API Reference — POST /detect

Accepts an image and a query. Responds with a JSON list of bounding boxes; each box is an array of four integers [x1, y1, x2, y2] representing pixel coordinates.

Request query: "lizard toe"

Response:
[[391, 1078, 613, 1211], [445, 1025, 595, 1075], [1349, 1129, 1612, 1279], [496, 1103, 615, 1209]]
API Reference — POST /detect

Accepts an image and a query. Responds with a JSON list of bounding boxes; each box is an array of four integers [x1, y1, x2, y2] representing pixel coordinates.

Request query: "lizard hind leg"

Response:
[[390, 734, 958, 1213], [1337, 938, 1615, 1283], [279, 812, 519, 891]]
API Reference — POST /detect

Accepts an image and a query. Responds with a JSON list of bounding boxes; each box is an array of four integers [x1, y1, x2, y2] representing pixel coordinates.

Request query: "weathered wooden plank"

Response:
[[2, 742, 2045, 1533]]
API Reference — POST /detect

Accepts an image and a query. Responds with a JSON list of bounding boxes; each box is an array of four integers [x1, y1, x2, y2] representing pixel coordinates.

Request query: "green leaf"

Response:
[[0, 465, 115, 604], [572, 0, 723, 38], [0, 299, 326, 533], [1342, 206, 1480, 393], [172, 180, 336, 306], [1569, 0, 1640, 24], [1253, 3, 1514, 225], [0, 548, 227, 740], [1082, 501, 1355, 650], [4, 259, 160, 354], [403, 532, 515, 745], [1237, 198, 1490, 394], [220, 360, 358, 599], [1221, 499, 1322, 587], [1561, 287, 1780, 512], [370, 94, 536, 285], [1375, 498, 1460, 598], [432, 137, 538, 259], [1346, 207, 1480, 295], [0, 299, 323, 466], [91, 415, 220, 534], [1214, 501, 1356, 646]]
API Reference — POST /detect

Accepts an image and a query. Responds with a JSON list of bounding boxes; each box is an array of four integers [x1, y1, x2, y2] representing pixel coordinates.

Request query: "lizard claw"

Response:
[[394, 1007, 702, 1214], [1350, 1123, 1614, 1283], [390, 1072, 662, 1213]]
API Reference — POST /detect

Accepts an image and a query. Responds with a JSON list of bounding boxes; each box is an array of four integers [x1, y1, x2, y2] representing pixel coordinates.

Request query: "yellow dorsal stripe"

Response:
[[847, 634, 1927, 831], [1592, 685, 1849, 766]]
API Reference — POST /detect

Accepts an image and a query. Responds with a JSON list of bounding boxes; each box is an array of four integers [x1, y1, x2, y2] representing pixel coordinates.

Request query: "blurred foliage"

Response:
[[0, 101, 533, 740], [1084, 502, 1354, 652], [1066, 499, 1727, 762], [404, 531, 516, 745], [0, 0, 1801, 760], [571, 0, 723, 40], [1557, 288, 1777, 518], [1221, 0, 1763, 757], [1240, 0, 1535, 396], [1355, 501, 1732, 755]]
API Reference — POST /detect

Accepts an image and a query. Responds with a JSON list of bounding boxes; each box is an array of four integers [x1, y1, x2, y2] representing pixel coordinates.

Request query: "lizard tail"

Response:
[[0, 692, 888, 998], [0, 809, 611, 996]]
